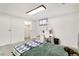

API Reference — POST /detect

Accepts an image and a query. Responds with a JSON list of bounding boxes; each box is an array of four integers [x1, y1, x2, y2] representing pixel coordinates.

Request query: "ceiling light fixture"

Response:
[[26, 5, 46, 15]]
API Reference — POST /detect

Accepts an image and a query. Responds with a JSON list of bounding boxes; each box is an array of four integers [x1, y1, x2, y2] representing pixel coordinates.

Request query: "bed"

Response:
[[20, 43, 68, 56], [13, 39, 79, 56]]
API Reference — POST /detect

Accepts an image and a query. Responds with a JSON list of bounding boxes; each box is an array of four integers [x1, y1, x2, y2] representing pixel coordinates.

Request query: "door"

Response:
[[11, 17, 24, 44], [0, 14, 10, 46], [24, 21, 32, 41]]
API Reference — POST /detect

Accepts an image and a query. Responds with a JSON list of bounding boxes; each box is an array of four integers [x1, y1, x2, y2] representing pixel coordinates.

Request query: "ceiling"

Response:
[[0, 3, 79, 20]]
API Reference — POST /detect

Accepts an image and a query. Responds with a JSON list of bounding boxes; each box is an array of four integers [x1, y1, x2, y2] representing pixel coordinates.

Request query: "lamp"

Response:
[[26, 5, 46, 15]]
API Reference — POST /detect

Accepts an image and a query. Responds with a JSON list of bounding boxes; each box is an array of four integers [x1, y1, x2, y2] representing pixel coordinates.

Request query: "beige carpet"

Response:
[[0, 45, 13, 56], [0, 41, 25, 56]]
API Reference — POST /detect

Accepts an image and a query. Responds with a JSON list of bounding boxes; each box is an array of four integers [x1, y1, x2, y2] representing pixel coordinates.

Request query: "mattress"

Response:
[[21, 43, 68, 56]]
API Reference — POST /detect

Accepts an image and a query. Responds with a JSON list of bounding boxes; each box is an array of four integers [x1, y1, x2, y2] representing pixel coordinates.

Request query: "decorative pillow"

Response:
[[26, 40, 40, 47], [15, 44, 31, 54]]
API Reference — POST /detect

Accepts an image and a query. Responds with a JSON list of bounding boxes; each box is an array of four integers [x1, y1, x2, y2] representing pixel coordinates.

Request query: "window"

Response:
[[39, 18, 48, 26]]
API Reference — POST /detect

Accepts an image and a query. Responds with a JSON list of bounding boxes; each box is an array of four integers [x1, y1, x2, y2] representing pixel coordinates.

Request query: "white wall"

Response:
[[32, 20, 40, 38], [76, 13, 79, 49], [0, 12, 25, 46], [48, 12, 79, 49], [32, 12, 79, 49]]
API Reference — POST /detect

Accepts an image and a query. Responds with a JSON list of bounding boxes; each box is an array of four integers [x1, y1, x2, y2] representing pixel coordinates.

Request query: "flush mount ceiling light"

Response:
[[26, 5, 46, 15]]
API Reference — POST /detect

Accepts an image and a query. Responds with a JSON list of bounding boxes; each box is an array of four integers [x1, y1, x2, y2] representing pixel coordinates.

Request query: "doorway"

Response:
[[24, 21, 32, 42]]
